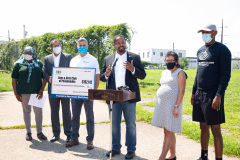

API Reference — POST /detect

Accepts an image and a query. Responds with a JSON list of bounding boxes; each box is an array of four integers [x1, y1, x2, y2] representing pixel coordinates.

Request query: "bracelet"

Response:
[[174, 105, 178, 108]]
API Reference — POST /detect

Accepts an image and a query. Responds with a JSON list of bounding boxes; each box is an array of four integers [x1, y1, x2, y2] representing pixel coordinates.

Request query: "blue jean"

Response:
[[108, 101, 136, 152], [71, 99, 94, 142]]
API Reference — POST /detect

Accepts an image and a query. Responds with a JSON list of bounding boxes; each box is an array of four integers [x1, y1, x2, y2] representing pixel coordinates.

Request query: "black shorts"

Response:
[[192, 89, 225, 125]]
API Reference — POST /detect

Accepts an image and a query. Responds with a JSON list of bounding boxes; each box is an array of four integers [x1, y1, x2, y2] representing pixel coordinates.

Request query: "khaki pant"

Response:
[[21, 94, 43, 134]]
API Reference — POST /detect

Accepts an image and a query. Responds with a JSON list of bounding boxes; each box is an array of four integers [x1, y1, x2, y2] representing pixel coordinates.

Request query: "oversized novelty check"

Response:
[[51, 67, 95, 99]]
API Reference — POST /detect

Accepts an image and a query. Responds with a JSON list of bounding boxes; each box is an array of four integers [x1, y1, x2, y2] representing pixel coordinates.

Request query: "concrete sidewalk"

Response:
[[0, 91, 110, 127], [0, 91, 239, 160]]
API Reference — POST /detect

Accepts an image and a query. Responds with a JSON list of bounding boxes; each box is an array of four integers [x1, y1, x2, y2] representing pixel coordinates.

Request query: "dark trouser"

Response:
[[49, 95, 72, 137], [71, 99, 94, 142]]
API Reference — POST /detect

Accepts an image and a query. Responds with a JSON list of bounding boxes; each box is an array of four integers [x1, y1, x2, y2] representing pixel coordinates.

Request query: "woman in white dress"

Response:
[[152, 51, 186, 160]]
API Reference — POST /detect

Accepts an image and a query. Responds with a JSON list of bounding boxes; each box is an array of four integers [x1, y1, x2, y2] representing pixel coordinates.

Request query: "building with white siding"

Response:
[[187, 57, 198, 68], [136, 48, 186, 64]]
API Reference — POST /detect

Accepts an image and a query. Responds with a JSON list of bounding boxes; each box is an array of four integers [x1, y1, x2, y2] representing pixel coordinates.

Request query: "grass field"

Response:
[[0, 72, 13, 91], [1, 69, 239, 157], [136, 69, 240, 157]]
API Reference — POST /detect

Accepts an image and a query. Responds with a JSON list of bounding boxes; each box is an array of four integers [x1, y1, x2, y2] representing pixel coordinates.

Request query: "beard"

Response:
[[118, 46, 125, 53]]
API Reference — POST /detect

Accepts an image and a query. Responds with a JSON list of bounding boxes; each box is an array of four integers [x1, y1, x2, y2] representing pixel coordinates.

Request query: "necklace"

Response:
[[203, 42, 215, 54]]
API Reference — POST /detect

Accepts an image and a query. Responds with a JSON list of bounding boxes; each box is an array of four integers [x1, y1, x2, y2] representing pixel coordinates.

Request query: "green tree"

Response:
[[0, 23, 134, 71], [179, 57, 189, 70]]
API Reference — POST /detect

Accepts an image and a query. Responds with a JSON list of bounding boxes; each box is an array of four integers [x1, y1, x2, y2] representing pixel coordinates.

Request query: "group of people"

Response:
[[11, 24, 231, 160]]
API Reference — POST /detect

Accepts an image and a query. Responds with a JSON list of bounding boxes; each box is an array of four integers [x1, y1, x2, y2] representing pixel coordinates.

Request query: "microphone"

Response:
[[107, 57, 118, 85], [111, 57, 119, 69]]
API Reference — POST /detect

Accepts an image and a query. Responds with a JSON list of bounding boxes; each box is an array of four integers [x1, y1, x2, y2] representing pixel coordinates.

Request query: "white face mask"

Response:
[[53, 47, 62, 54], [23, 54, 33, 61], [202, 33, 213, 43]]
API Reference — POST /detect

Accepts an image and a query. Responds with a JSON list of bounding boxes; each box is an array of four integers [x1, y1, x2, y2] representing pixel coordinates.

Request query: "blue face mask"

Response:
[[202, 33, 213, 43], [78, 46, 88, 54]]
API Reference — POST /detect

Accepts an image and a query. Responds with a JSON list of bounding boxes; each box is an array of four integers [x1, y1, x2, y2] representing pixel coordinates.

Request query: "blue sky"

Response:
[[1, 0, 240, 58]]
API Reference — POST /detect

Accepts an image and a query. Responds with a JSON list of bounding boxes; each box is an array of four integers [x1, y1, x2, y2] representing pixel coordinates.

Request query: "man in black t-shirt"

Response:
[[191, 24, 231, 160]]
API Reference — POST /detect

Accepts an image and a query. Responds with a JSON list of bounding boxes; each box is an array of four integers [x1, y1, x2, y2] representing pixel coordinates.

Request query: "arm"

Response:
[[212, 46, 231, 111], [68, 54, 72, 66], [12, 78, 22, 102], [100, 58, 108, 82], [95, 74, 100, 89], [126, 55, 146, 80], [43, 57, 51, 83], [134, 55, 146, 80], [11, 63, 22, 102], [37, 78, 47, 99], [173, 71, 186, 118], [216, 46, 231, 96]]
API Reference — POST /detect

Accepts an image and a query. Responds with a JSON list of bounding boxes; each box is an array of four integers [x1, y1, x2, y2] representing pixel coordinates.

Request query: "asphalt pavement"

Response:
[[0, 91, 239, 160]]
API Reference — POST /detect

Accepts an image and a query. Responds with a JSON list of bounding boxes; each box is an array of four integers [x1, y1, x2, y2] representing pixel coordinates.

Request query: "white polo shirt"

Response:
[[70, 53, 100, 74]]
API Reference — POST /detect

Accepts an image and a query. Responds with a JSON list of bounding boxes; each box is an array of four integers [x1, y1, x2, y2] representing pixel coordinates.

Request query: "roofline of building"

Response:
[[136, 48, 186, 51]]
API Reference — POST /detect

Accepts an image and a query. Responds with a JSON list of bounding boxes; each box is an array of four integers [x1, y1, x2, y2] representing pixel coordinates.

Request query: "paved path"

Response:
[[0, 91, 239, 160], [0, 91, 109, 127]]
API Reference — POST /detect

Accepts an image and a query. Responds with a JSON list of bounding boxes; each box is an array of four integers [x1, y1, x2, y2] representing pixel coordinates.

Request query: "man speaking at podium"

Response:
[[100, 35, 146, 159]]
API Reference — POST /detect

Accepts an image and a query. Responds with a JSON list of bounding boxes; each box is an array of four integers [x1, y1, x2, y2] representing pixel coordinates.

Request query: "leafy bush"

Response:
[[0, 23, 134, 71]]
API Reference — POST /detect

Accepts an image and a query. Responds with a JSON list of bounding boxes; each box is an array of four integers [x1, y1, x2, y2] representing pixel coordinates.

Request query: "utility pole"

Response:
[[23, 25, 26, 39], [8, 30, 10, 42], [173, 43, 175, 52], [221, 19, 223, 43]]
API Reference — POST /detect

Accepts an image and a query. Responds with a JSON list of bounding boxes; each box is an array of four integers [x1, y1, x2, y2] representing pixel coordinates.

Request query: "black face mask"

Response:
[[166, 62, 176, 70]]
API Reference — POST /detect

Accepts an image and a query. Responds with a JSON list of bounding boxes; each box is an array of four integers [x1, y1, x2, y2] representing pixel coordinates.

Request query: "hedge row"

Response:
[[0, 23, 133, 71]]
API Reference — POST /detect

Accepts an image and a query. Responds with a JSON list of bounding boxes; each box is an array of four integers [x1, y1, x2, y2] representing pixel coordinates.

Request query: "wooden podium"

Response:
[[88, 89, 136, 102], [88, 89, 136, 159]]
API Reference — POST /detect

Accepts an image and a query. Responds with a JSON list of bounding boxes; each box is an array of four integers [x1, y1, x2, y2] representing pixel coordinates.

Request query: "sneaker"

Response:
[[37, 132, 47, 140], [26, 133, 32, 141]]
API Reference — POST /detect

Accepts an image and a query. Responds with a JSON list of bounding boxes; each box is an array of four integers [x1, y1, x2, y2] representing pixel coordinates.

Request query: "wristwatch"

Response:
[[174, 105, 178, 108], [216, 92, 222, 97]]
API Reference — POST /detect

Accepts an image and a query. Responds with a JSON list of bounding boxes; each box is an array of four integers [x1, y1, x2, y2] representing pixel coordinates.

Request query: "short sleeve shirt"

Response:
[[11, 61, 43, 94], [70, 53, 100, 74]]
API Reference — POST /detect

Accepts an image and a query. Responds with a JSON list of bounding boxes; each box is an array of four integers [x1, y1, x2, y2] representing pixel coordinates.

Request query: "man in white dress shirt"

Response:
[[65, 38, 100, 150], [100, 35, 146, 159], [43, 39, 72, 144]]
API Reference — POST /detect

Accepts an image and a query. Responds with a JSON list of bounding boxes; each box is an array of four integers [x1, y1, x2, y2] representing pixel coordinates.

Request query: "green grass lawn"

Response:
[[1, 69, 240, 157], [0, 72, 49, 92], [0, 72, 13, 91], [136, 69, 240, 157]]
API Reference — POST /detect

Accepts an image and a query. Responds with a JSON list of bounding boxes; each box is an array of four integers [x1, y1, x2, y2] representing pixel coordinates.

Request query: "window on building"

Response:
[[143, 52, 144, 58], [179, 53, 182, 57], [147, 52, 149, 58], [153, 52, 155, 55], [160, 52, 163, 56]]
